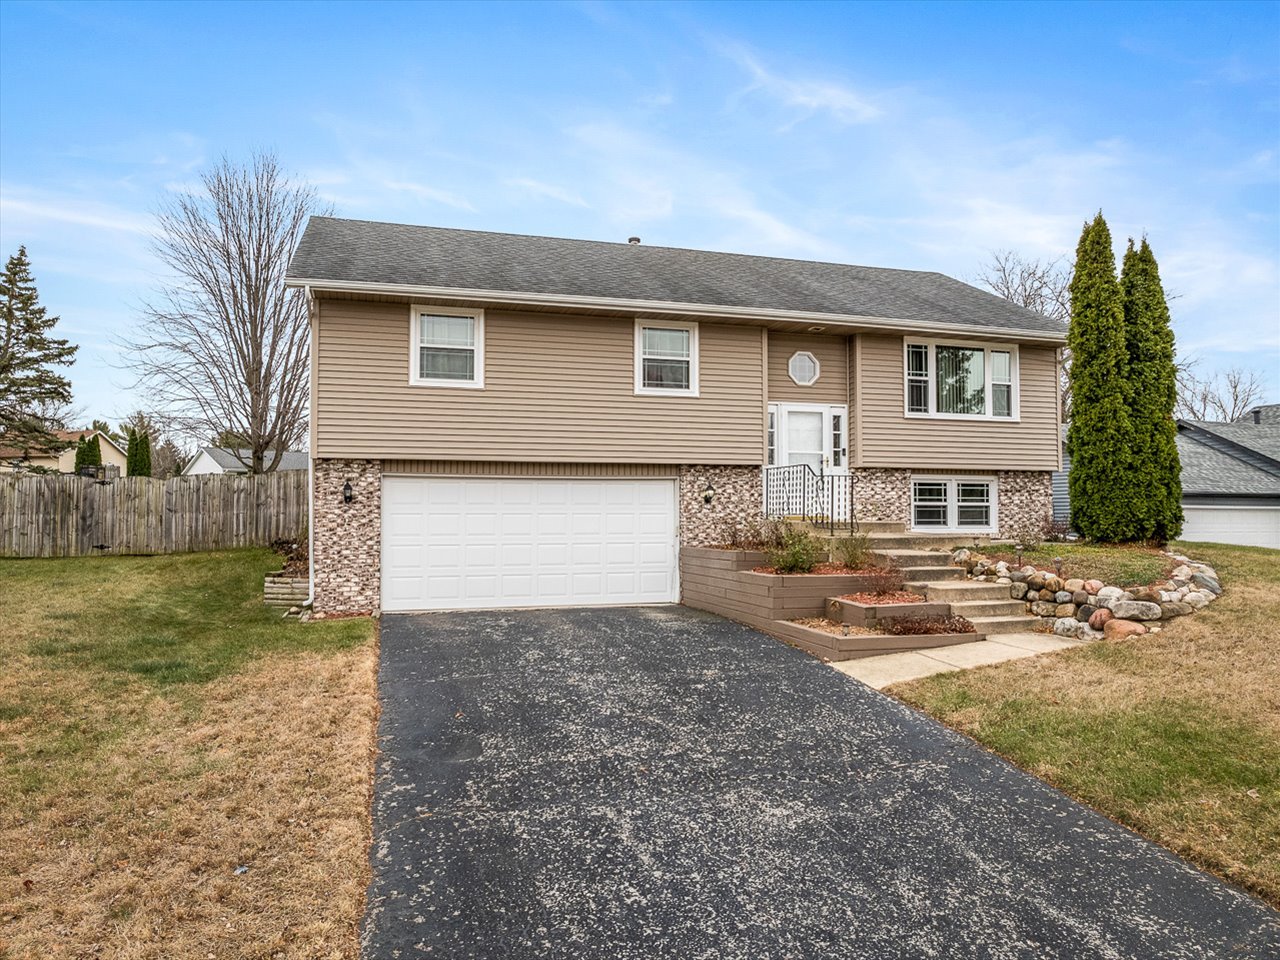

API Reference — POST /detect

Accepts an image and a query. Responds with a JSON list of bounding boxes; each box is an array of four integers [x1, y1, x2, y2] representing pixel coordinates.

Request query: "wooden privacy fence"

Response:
[[0, 471, 309, 558]]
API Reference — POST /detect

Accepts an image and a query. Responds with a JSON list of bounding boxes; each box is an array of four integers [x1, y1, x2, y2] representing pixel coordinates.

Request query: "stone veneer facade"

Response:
[[850, 467, 1052, 538], [678, 465, 764, 546], [313, 458, 382, 614]]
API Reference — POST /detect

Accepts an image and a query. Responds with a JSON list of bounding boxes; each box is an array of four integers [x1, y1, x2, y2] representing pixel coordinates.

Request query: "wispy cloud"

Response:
[[504, 177, 589, 208], [0, 190, 153, 235], [716, 41, 881, 127], [383, 179, 474, 211]]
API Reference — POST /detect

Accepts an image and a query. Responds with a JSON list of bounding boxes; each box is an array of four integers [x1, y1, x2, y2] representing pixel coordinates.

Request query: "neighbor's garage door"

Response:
[[1181, 504, 1280, 550], [381, 477, 679, 611]]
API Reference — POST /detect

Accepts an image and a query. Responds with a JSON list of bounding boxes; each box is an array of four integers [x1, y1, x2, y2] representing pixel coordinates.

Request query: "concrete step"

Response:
[[909, 581, 1012, 601], [898, 564, 965, 582], [966, 614, 1043, 635], [948, 599, 1028, 618], [866, 534, 988, 550], [849, 520, 906, 533], [873, 549, 954, 567]]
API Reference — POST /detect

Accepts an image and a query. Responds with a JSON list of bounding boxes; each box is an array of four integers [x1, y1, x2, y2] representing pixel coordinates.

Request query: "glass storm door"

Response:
[[770, 404, 848, 475]]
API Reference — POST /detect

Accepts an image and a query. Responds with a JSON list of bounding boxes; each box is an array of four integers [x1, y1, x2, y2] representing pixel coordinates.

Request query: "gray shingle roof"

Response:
[[1176, 424, 1280, 498], [201, 447, 309, 472], [1180, 421, 1280, 463], [287, 217, 1067, 337], [1238, 403, 1280, 424]]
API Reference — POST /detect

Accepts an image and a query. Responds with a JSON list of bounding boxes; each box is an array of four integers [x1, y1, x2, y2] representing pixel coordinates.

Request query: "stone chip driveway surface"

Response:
[[365, 606, 1278, 959]]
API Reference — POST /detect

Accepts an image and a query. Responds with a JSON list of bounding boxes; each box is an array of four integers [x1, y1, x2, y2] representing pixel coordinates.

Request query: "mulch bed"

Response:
[[753, 564, 882, 575], [837, 591, 926, 604], [791, 618, 879, 636], [883, 615, 976, 636]]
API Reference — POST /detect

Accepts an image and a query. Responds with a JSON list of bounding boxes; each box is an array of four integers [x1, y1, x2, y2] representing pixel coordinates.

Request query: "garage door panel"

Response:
[[1182, 505, 1280, 550], [382, 476, 679, 611]]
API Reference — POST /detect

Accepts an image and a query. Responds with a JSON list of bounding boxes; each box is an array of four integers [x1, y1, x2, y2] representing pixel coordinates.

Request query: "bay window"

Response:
[[903, 340, 1018, 419]]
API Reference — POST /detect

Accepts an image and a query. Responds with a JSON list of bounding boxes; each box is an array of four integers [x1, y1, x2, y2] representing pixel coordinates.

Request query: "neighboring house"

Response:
[[184, 446, 309, 475], [285, 217, 1066, 614], [1176, 405, 1280, 549], [0, 428, 128, 477]]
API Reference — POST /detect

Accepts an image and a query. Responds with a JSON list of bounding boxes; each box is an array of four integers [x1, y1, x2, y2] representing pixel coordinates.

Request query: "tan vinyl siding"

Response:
[[383, 460, 679, 477], [315, 300, 765, 463], [767, 332, 849, 403], [855, 333, 1060, 471]]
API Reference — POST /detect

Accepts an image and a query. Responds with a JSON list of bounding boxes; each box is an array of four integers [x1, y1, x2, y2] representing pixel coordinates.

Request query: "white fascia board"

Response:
[[285, 276, 1068, 345]]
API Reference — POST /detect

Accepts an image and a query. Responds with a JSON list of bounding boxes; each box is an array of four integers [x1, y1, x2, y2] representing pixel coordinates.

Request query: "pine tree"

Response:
[[136, 432, 153, 478], [0, 246, 78, 453], [83, 434, 102, 469], [1121, 238, 1183, 541], [1066, 213, 1145, 541]]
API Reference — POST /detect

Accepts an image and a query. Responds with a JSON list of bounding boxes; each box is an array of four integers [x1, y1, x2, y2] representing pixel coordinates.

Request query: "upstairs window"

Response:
[[903, 340, 1018, 419], [411, 306, 484, 388], [635, 321, 699, 396], [788, 351, 820, 386]]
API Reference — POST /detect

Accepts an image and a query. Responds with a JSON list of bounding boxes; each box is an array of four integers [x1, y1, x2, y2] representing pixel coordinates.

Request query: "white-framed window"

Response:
[[635, 320, 699, 396], [902, 340, 1019, 420], [831, 412, 846, 468], [787, 350, 820, 386], [767, 409, 776, 465], [910, 476, 998, 533], [410, 304, 484, 388]]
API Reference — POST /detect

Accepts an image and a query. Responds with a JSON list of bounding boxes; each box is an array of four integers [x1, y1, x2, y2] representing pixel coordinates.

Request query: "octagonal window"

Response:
[[788, 350, 820, 386]]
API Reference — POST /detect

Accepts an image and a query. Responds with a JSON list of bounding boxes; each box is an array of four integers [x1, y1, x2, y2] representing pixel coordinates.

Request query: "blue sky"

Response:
[[2, 0, 1277, 428]]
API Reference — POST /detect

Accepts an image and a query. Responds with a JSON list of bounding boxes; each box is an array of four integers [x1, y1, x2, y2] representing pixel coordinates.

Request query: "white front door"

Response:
[[769, 403, 848, 475]]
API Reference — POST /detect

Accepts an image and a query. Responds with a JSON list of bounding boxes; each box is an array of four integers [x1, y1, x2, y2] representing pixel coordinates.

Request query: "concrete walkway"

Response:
[[833, 632, 1082, 689]]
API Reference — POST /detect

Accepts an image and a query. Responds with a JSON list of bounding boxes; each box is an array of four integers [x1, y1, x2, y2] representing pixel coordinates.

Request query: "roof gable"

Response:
[[287, 217, 1067, 339]]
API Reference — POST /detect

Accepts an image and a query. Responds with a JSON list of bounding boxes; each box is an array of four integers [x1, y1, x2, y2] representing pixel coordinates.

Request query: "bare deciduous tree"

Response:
[[125, 153, 326, 473], [1175, 364, 1267, 421], [975, 250, 1073, 417]]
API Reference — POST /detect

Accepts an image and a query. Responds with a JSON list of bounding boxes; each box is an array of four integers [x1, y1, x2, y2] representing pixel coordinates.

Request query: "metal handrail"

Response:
[[763, 464, 857, 535]]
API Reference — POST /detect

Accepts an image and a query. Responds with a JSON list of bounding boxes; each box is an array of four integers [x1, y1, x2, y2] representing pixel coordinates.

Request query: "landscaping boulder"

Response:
[[1171, 565, 1192, 581], [1191, 572, 1222, 596], [1064, 578, 1085, 593], [1077, 604, 1097, 621], [1027, 572, 1047, 590], [1025, 589, 1039, 602], [1097, 585, 1125, 601], [1043, 575, 1064, 594], [1183, 592, 1211, 609], [1104, 619, 1147, 640], [1011, 570, 1029, 583], [1088, 608, 1113, 630], [1030, 601, 1058, 617], [1160, 601, 1193, 619], [1084, 579, 1105, 595], [1131, 587, 1161, 604], [1055, 603, 1077, 618], [1055, 590, 1073, 603], [1053, 617, 1079, 637], [1107, 599, 1162, 621], [1010, 582, 1028, 599], [1071, 590, 1089, 605]]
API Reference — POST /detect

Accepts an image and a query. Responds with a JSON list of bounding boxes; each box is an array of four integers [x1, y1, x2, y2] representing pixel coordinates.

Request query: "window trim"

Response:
[[901, 339, 1020, 421], [909, 474, 999, 533], [634, 319, 699, 397], [409, 304, 485, 389], [787, 350, 821, 386]]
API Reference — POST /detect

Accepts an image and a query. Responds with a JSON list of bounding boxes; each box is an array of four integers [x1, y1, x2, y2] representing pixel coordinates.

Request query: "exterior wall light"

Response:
[[702, 483, 715, 505], [343, 480, 354, 504]]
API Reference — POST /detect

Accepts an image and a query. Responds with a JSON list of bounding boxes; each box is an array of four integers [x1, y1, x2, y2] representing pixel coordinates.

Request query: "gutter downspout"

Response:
[[304, 284, 316, 609]]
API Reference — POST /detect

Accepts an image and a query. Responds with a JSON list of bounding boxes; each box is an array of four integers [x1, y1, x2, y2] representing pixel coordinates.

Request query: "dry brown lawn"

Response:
[[892, 541, 1280, 906], [0, 550, 377, 958]]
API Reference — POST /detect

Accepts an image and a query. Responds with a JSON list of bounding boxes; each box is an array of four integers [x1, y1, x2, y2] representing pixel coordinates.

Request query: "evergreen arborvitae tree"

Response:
[[125, 427, 139, 475], [0, 246, 78, 452], [136, 432, 153, 477], [1121, 238, 1183, 541], [73, 434, 90, 472], [1066, 213, 1145, 541], [83, 434, 103, 468]]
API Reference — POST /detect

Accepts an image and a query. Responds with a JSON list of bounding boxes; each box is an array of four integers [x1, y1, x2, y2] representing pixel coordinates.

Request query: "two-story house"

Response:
[[286, 218, 1065, 614]]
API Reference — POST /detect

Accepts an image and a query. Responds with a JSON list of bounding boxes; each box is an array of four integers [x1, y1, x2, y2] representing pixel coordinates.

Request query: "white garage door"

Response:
[[381, 476, 679, 611], [1181, 504, 1280, 550]]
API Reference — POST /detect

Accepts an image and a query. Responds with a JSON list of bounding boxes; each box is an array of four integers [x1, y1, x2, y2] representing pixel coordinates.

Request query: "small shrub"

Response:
[[831, 532, 872, 569], [883, 615, 976, 636], [717, 516, 745, 548], [1041, 514, 1071, 542], [764, 525, 825, 574], [862, 561, 904, 597]]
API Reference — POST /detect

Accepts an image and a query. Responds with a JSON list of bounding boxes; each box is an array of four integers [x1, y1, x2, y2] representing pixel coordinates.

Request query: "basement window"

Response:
[[911, 477, 997, 533]]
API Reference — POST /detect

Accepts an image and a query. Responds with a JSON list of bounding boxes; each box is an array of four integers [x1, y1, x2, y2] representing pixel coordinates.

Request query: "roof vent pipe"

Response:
[[628, 236, 641, 244], [1255, 408, 1262, 424]]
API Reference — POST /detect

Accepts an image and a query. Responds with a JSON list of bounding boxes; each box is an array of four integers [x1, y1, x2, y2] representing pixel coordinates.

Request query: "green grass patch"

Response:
[[3, 549, 367, 687], [985, 542, 1170, 585]]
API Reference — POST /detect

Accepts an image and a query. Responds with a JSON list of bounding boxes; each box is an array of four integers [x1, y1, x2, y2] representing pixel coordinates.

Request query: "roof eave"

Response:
[[285, 276, 1068, 345]]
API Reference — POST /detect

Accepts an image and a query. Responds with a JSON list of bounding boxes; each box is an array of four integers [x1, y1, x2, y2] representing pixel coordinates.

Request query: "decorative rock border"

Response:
[[951, 548, 1223, 641]]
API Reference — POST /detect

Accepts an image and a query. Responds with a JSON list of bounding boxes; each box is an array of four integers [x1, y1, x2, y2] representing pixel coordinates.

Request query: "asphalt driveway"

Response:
[[365, 606, 1279, 959]]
